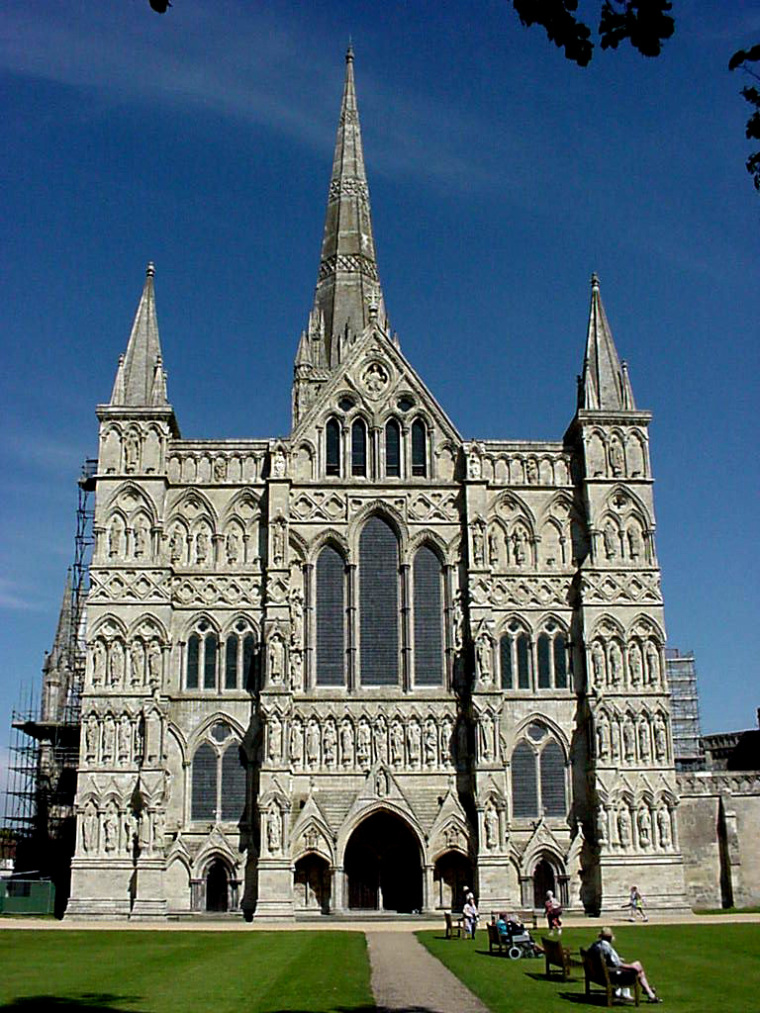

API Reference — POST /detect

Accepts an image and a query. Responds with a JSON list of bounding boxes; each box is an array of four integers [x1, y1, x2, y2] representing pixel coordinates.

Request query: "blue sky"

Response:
[[1, 1, 758, 785]]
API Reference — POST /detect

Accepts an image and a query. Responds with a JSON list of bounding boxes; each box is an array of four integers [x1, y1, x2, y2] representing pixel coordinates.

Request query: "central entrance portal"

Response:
[[344, 811, 422, 912]]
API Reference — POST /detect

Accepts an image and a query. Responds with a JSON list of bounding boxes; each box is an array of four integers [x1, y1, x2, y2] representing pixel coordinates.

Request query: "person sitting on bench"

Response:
[[590, 927, 662, 1003]]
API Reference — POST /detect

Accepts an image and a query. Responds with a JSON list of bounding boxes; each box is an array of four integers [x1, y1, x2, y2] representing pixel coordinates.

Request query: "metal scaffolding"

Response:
[[666, 647, 705, 771], [2, 459, 97, 892]]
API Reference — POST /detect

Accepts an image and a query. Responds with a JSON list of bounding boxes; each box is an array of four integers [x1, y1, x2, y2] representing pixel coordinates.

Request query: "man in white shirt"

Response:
[[590, 927, 662, 1003]]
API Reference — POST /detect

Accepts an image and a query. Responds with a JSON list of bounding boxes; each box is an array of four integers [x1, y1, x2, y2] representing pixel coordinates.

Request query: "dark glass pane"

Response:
[[191, 743, 217, 820], [204, 634, 217, 689], [537, 633, 551, 688], [316, 546, 346, 686], [517, 633, 531, 689], [338, 396, 355, 412], [386, 419, 401, 477], [243, 633, 256, 691], [512, 741, 538, 818], [397, 396, 414, 412], [500, 636, 513, 689], [326, 419, 340, 476], [187, 634, 200, 689], [414, 546, 443, 686], [221, 744, 247, 822], [360, 516, 399, 686], [225, 635, 238, 690], [540, 740, 566, 816], [352, 419, 367, 476], [554, 634, 568, 688], [411, 420, 426, 477]]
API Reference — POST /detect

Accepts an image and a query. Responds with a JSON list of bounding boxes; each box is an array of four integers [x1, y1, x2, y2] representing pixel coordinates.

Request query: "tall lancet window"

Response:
[[385, 419, 401, 477], [413, 545, 444, 686], [326, 418, 341, 476], [316, 545, 346, 686], [412, 419, 427, 477], [352, 419, 367, 477], [360, 516, 399, 686]]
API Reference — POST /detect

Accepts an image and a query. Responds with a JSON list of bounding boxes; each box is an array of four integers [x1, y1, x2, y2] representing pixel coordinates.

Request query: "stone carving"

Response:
[[103, 803, 119, 853], [590, 642, 605, 690], [580, 571, 662, 606], [267, 631, 285, 685], [306, 720, 320, 767], [267, 808, 282, 854], [645, 642, 660, 686], [323, 720, 337, 767], [654, 716, 668, 761], [290, 588, 304, 648], [271, 448, 287, 478], [424, 719, 437, 767], [361, 360, 390, 398], [608, 641, 622, 688], [623, 718, 635, 762], [617, 807, 631, 847], [268, 714, 283, 764], [628, 642, 643, 687], [374, 717, 388, 764], [627, 524, 643, 560], [108, 641, 125, 687], [289, 648, 303, 692], [147, 641, 162, 688], [118, 716, 131, 764], [92, 640, 106, 686], [82, 802, 97, 853], [102, 715, 116, 761], [608, 440, 624, 476], [340, 721, 355, 766], [85, 715, 99, 761], [657, 807, 671, 848], [213, 458, 227, 482], [225, 530, 240, 565], [471, 520, 485, 567], [357, 720, 372, 767], [391, 721, 404, 767], [638, 808, 652, 847], [476, 635, 492, 686], [512, 528, 528, 566], [289, 718, 303, 766], [467, 445, 482, 480], [170, 528, 184, 564], [172, 574, 261, 608], [272, 518, 286, 565], [596, 713, 610, 759], [485, 807, 499, 850], [638, 720, 651, 761], [407, 719, 421, 767], [603, 522, 618, 559], [452, 592, 465, 651], [130, 641, 145, 687], [124, 431, 141, 473]]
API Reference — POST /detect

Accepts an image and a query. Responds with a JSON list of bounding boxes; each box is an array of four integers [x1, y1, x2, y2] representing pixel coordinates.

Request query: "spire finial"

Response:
[[146, 261, 155, 278], [346, 39, 354, 62], [591, 271, 600, 290]]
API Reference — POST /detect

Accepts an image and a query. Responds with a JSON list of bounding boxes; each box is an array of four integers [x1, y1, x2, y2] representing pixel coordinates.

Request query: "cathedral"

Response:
[[62, 50, 688, 919]]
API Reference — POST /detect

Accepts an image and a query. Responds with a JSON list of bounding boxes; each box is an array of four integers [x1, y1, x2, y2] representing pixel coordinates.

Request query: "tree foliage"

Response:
[[511, 0, 674, 67], [729, 45, 760, 192]]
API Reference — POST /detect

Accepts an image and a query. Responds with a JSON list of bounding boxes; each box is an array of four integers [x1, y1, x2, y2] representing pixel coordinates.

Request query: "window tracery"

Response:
[[511, 724, 567, 819]]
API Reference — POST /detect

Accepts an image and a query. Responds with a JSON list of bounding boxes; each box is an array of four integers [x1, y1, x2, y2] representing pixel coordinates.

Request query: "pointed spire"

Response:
[[110, 262, 167, 406], [47, 570, 73, 672], [580, 273, 634, 411], [310, 48, 387, 367]]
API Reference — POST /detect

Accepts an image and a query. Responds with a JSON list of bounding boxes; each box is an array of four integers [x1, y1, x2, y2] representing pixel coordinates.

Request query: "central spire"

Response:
[[312, 47, 387, 367]]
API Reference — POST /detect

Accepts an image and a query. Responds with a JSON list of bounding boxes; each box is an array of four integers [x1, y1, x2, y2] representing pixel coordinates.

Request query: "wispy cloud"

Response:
[[0, 4, 511, 192], [0, 577, 48, 613]]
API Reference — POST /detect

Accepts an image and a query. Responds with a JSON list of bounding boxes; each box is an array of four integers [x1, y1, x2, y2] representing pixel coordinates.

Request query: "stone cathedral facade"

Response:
[[64, 52, 688, 919]]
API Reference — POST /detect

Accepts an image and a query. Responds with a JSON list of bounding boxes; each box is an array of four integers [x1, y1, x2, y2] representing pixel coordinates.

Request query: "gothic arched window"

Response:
[[316, 545, 346, 686], [326, 418, 341, 476], [511, 725, 567, 821], [352, 419, 367, 477], [413, 545, 444, 686], [360, 516, 399, 686], [191, 729, 245, 823], [411, 419, 427, 477], [385, 418, 401, 478], [224, 620, 257, 691], [500, 634, 513, 689], [537, 624, 568, 689], [517, 633, 531, 689], [185, 621, 219, 691]]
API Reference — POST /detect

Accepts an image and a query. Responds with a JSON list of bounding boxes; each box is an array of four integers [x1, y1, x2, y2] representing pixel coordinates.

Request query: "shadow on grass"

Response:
[[524, 971, 580, 984], [558, 993, 631, 1007], [0, 995, 145, 1012]]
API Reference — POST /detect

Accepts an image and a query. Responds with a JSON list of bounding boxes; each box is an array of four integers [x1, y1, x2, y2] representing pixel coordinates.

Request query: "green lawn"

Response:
[[0, 931, 373, 1013], [418, 923, 760, 1013]]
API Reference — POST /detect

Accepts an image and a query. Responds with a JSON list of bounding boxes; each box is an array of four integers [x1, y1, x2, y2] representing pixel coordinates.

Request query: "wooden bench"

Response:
[[489, 909, 539, 930], [487, 921, 506, 954], [444, 911, 464, 939], [580, 946, 640, 1007], [541, 936, 572, 980]]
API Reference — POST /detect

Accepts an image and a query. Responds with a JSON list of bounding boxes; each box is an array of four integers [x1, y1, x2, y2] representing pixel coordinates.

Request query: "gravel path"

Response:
[[367, 931, 489, 1013]]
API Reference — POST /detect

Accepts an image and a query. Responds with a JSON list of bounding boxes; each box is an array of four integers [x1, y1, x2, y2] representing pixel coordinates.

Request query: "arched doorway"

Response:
[[344, 811, 422, 912], [433, 851, 473, 911], [533, 856, 556, 909], [206, 858, 229, 912], [294, 854, 332, 913]]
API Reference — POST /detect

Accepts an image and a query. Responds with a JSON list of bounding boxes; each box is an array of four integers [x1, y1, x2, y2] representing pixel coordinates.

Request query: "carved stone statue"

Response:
[[170, 527, 184, 563], [453, 592, 464, 651], [225, 530, 240, 564], [645, 642, 660, 685], [627, 524, 644, 560], [108, 640, 124, 687], [596, 713, 610, 759], [608, 642, 622, 688], [195, 530, 210, 565], [130, 641, 144, 687], [391, 722, 404, 767], [374, 719, 388, 764], [512, 528, 528, 566], [476, 636, 492, 685], [124, 431, 140, 473], [485, 807, 499, 850], [289, 719, 303, 766], [357, 721, 371, 767], [147, 640, 162, 688], [271, 448, 287, 478], [268, 633, 285, 685], [597, 806, 610, 844], [290, 588, 304, 647], [617, 807, 631, 847], [289, 648, 303, 692], [609, 440, 624, 476], [638, 719, 651, 761], [103, 805, 119, 853], [628, 642, 643, 686], [272, 519, 286, 564], [268, 714, 283, 763], [267, 808, 282, 854], [107, 518, 123, 559], [213, 458, 227, 482], [340, 721, 354, 766], [657, 807, 671, 848], [591, 642, 606, 690], [654, 717, 668, 761], [471, 522, 485, 566], [323, 720, 337, 766], [440, 717, 453, 766], [85, 715, 99, 761], [467, 447, 482, 480], [118, 715, 131, 764], [638, 808, 652, 847], [525, 458, 538, 484], [82, 803, 97, 853], [306, 721, 320, 767], [488, 530, 500, 568], [610, 718, 621, 761], [423, 719, 437, 766], [92, 640, 106, 686], [623, 718, 635, 761], [102, 714, 116, 760], [407, 720, 421, 766], [603, 521, 618, 560]]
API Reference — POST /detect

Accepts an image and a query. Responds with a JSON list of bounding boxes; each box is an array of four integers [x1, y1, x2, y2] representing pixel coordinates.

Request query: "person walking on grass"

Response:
[[590, 927, 662, 1003], [463, 892, 479, 940], [545, 889, 563, 935], [626, 885, 648, 922]]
